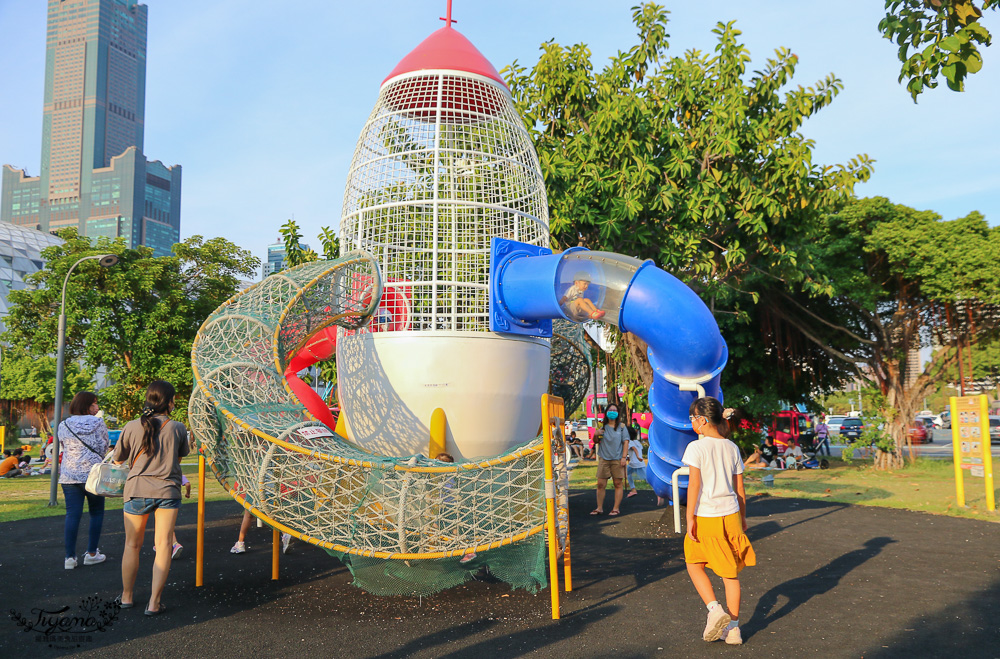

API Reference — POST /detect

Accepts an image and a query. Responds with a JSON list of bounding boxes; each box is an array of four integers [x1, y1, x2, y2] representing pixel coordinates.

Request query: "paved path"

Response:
[[1, 490, 997, 658]]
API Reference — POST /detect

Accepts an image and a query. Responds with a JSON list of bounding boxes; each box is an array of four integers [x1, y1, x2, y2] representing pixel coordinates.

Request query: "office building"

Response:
[[1, 0, 181, 257], [0, 223, 64, 334], [263, 240, 310, 278]]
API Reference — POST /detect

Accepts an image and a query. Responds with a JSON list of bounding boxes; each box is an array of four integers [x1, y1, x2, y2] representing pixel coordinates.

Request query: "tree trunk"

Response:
[[621, 332, 654, 389], [874, 447, 903, 470]]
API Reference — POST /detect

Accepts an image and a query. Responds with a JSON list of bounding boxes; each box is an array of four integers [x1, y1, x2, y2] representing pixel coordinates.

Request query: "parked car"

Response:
[[915, 416, 936, 443], [916, 411, 943, 427], [840, 417, 864, 441], [906, 421, 929, 445], [825, 415, 847, 436], [990, 416, 1000, 445]]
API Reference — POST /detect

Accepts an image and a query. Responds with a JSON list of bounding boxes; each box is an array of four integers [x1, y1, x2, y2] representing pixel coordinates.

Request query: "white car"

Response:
[[825, 415, 847, 436]]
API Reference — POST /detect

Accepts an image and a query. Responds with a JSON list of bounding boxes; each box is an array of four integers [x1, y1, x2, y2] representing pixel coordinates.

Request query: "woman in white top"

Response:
[[682, 397, 757, 646]]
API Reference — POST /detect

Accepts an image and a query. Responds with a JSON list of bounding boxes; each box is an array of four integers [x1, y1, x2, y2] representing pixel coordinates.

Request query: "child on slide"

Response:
[[682, 397, 756, 645], [559, 272, 605, 321]]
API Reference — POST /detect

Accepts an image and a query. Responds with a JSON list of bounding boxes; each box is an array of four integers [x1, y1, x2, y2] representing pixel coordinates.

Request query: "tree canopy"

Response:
[[879, 0, 997, 99], [788, 197, 1000, 466], [1, 230, 259, 422], [0, 349, 93, 405], [503, 3, 872, 414]]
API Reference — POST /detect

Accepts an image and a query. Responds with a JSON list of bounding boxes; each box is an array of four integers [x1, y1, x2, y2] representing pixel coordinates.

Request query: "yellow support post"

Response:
[[272, 528, 280, 580], [563, 524, 572, 591], [429, 408, 447, 458], [980, 395, 996, 512], [0, 426, 5, 455], [334, 408, 349, 439], [951, 397, 966, 507], [541, 394, 560, 620], [196, 454, 206, 587]]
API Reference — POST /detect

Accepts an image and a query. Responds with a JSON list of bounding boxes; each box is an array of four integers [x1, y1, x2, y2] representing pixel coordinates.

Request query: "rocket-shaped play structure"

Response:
[[190, 5, 726, 598]]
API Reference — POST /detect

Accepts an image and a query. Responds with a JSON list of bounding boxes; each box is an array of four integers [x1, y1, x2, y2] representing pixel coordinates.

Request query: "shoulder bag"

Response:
[[65, 421, 128, 498]]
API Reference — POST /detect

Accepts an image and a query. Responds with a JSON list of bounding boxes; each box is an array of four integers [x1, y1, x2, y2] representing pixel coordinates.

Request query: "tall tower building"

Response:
[[1, 0, 181, 257]]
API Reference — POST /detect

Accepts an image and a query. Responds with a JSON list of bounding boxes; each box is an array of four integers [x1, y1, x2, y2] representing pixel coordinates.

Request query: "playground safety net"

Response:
[[190, 255, 552, 596]]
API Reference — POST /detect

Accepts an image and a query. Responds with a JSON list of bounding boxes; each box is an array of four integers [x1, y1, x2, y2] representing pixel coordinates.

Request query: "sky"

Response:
[[0, 1, 997, 267]]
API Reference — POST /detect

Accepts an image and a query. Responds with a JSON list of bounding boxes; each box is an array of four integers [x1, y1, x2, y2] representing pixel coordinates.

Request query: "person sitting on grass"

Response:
[[760, 437, 778, 468], [783, 441, 805, 470], [743, 445, 767, 470], [0, 448, 23, 478], [559, 272, 606, 321]]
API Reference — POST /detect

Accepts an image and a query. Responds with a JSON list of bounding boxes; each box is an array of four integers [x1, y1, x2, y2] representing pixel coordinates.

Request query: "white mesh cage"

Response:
[[340, 69, 550, 333]]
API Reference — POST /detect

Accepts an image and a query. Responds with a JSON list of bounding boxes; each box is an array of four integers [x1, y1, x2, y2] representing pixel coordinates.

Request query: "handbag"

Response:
[[63, 420, 127, 498], [85, 452, 128, 497]]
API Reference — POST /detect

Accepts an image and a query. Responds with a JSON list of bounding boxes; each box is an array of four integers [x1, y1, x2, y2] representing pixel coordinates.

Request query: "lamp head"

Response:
[[98, 254, 119, 268]]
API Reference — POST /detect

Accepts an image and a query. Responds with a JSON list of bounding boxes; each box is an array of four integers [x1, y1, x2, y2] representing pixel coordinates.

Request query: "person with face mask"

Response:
[[590, 403, 630, 516]]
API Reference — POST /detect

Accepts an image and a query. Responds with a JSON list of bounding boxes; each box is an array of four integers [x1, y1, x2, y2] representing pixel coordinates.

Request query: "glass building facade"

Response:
[[263, 241, 311, 279], [0, 223, 64, 334], [1, 0, 181, 257]]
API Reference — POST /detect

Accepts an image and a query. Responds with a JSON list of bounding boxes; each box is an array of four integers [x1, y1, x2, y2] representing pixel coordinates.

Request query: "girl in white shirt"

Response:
[[682, 397, 757, 645]]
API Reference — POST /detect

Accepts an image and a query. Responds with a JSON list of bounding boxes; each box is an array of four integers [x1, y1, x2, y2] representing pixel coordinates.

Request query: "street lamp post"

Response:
[[48, 253, 119, 507]]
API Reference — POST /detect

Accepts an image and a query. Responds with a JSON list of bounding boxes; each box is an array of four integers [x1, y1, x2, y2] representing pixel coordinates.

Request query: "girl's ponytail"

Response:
[[139, 380, 176, 458]]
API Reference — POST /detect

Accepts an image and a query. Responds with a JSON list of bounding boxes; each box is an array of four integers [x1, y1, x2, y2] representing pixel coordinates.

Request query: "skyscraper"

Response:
[[1, 0, 181, 257], [263, 239, 310, 279]]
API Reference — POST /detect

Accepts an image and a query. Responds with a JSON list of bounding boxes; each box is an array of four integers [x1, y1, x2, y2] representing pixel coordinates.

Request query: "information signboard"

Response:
[[949, 395, 995, 511]]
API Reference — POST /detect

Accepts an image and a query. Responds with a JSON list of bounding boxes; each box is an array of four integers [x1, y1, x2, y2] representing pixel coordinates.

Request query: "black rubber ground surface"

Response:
[[1, 489, 997, 658]]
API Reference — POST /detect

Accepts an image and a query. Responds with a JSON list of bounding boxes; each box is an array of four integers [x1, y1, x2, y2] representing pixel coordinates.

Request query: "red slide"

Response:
[[284, 326, 338, 429]]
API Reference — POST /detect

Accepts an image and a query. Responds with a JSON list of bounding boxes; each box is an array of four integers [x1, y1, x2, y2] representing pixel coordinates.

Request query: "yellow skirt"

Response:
[[684, 511, 756, 579]]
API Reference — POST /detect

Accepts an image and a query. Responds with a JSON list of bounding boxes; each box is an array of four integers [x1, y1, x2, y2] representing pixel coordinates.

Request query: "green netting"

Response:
[[329, 525, 548, 597], [189, 253, 561, 597]]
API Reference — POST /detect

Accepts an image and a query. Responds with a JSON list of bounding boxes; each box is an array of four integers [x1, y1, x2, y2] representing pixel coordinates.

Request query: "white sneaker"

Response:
[[83, 550, 106, 566], [64, 556, 77, 570], [281, 533, 291, 554], [725, 626, 743, 645], [703, 606, 732, 642], [171, 543, 183, 559], [230, 540, 246, 554]]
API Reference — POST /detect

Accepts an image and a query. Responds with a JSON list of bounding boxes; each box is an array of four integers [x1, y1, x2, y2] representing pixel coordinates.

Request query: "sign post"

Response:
[[949, 395, 996, 511]]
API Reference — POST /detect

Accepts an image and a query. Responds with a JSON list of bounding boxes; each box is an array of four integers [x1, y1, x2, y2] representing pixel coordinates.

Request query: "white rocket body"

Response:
[[338, 32, 551, 460]]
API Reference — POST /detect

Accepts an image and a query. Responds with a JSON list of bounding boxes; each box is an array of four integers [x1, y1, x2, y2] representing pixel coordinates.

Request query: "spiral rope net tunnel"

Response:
[[187, 253, 587, 595]]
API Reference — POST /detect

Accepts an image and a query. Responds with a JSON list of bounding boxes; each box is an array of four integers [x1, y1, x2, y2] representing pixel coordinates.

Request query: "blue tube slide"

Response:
[[491, 241, 727, 503]]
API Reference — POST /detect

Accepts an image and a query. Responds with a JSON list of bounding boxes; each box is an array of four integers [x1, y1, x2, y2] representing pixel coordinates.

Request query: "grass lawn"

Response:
[[568, 457, 1000, 523], [0, 456, 233, 523], [5, 456, 998, 525]]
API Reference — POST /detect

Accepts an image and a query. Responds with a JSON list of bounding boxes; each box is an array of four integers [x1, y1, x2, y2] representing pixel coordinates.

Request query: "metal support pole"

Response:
[[196, 454, 206, 587], [272, 528, 280, 580], [47, 253, 118, 506], [48, 313, 66, 506], [541, 394, 561, 620]]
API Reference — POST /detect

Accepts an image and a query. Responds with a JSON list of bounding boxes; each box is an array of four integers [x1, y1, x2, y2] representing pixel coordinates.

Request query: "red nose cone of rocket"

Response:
[[382, 25, 508, 88]]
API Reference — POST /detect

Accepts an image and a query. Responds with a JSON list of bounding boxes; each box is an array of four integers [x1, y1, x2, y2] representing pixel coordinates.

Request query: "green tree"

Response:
[[279, 219, 319, 268], [785, 197, 1000, 468], [503, 3, 871, 413], [1, 230, 259, 422], [879, 0, 997, 99], [0, 349, 94, 404]]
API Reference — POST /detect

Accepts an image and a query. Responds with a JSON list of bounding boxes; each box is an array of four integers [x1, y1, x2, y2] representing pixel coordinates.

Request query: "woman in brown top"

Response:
[[112, 380, 189, 615]]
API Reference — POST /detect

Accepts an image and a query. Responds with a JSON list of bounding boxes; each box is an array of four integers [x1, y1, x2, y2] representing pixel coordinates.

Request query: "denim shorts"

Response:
[[123, 497, 181, 515]]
